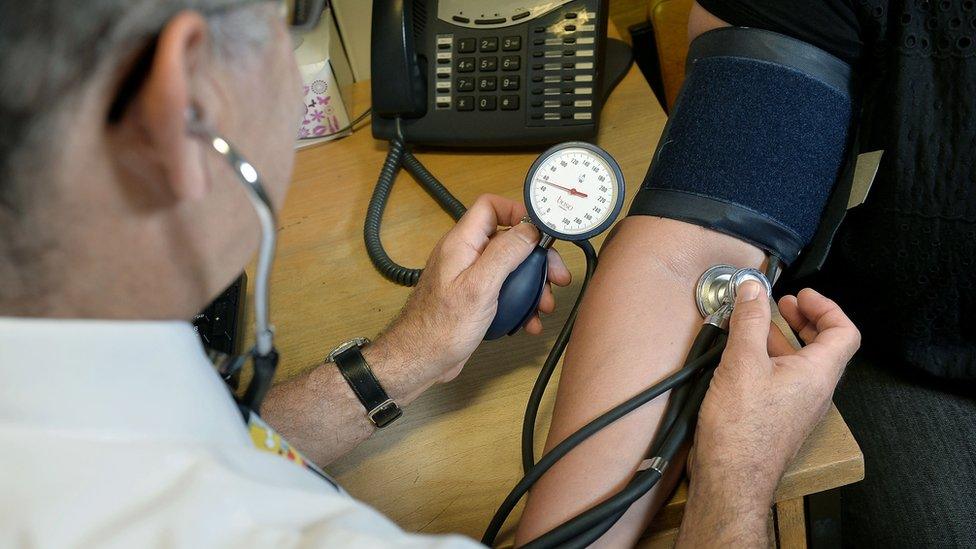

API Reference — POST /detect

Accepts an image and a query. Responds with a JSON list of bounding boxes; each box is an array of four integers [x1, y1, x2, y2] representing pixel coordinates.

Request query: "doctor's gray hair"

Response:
[[0, 0, 272, 216]]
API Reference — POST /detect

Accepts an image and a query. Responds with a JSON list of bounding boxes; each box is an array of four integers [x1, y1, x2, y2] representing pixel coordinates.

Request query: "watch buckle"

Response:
[[367, 399, 402, 428]]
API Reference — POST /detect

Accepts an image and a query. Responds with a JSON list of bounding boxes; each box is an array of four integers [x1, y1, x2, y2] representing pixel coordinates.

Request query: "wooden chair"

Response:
[[648, 0, 693, 110]]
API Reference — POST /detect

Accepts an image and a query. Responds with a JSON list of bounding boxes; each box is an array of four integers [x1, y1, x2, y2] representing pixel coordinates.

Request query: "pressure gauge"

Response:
[[524, 142, 626, 241]]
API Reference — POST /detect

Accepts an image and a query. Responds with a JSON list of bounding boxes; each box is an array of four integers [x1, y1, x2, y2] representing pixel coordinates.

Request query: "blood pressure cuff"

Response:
[[629, 27, 855, 264]]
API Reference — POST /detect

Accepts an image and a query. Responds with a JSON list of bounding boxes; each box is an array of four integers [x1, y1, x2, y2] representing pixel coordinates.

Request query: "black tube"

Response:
[[481, 343, 724, 545], [364, 134, 466, 287], [649, 324, 721, 456], [519, 336, 726, 548], [521, 240, 598, 474], [562, 510, 626, 549]]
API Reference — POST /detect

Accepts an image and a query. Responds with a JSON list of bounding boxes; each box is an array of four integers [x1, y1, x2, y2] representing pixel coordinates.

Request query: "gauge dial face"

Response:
[[525, 144, 625, 240]]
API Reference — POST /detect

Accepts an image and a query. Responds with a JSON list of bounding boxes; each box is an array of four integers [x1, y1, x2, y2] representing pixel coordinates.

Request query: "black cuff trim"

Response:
[[689, 27, 854, 96], [627, 188, 805, 263]]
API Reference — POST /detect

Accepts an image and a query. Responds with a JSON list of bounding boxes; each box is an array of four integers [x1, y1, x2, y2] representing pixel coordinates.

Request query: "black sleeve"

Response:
[[696, 0, 864, 65]]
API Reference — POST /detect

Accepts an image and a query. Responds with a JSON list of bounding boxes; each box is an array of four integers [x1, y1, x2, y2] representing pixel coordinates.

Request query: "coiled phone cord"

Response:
[[365, 125, 467, 286]]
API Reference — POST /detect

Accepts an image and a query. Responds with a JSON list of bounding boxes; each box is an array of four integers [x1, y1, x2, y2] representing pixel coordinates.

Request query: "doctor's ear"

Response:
[[107, 10, 224, 202]]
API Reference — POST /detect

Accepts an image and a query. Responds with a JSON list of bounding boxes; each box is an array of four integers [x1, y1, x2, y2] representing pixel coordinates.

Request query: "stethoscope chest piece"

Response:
[[696, 264, 773, 318]]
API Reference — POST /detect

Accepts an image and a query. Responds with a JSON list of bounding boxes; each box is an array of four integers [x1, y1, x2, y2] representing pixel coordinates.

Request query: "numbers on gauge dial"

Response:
[[529, 147, 618, 236]]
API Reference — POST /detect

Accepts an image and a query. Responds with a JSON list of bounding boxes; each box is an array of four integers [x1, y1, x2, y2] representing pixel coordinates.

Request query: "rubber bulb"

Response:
[[484, 245, 549, 340]]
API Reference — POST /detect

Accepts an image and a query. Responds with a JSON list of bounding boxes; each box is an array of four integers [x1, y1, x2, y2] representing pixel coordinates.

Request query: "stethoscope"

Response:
[[188, 116, 279, 415], [195, 120, 780, 545]]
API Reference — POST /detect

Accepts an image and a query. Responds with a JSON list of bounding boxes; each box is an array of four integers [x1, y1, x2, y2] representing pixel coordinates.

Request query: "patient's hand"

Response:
[[678, 282, 860, 547]]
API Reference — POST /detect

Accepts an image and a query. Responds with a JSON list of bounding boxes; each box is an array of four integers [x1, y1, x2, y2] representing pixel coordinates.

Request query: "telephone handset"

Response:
[[370, 0, 619, 146]]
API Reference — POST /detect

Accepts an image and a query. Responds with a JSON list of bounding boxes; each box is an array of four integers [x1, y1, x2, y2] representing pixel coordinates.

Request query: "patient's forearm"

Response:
[[514, 216, 763, 546]]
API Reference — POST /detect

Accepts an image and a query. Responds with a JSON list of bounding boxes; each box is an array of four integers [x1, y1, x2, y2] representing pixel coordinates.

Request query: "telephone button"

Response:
[[458, 38, 476, 53], [456, 96, 475, 111], [478, 96, 497, 111], [456, 77, 475, 92], [457, 57, 476, 72], [479, 56, 498, 71], [565, 12, 579, 19], [479, 37, 499, 52], [478, 76, 497, 92], [502, 36, 522, 51], [452, 15, 470, 24], [501, 56, 520, 71], [512, 11, 530, 21], [475, 17, 506, 25], [501, 75, 520, 91], [500, 95, 519, 110]]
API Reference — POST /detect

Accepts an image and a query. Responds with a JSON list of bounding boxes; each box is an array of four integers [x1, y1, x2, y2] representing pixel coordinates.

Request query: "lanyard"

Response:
[[240, 404, 342, 492]]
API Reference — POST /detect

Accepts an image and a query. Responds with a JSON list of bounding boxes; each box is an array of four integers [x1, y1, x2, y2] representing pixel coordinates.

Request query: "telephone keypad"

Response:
[[458, 38, 476, 53], [456, 77, 475, 92], [449, 32, 522, 114], [478, 96, 497, 111], [479, 37, 499, 52], [500, 96, 519, 110], [478, 76, 498, 92], [456, 96, 474, 111], [441, 5, 603, 121]]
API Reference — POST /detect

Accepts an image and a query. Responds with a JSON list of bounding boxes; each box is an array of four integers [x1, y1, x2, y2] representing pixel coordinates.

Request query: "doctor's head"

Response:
[[0, 0, 304, 319]]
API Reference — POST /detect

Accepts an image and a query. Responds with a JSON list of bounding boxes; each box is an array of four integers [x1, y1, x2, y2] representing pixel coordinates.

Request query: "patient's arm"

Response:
[[515, 5, 739, 545], [515, 216, 763, 546]]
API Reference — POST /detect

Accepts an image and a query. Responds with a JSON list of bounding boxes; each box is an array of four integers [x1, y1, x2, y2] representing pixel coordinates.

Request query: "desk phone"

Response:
[[371, 0, 612, 146]]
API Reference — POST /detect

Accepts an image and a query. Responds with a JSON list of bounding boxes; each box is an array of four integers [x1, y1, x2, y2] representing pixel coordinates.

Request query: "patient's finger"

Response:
[[778, 295, 818, 344]]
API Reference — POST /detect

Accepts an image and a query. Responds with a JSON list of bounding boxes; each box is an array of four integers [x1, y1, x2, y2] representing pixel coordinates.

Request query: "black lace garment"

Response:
[[698, 0, 976, 379]]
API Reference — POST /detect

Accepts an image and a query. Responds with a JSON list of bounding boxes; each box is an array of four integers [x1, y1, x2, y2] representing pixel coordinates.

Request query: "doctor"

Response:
[[0, 1, 859, 547]]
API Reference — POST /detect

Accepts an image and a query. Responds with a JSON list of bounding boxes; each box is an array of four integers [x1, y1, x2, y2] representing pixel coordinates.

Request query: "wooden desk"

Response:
[[261, 59, 863, 547]]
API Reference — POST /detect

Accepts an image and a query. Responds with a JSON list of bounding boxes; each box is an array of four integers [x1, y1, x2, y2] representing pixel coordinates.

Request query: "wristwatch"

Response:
[[327, 338, 402, 428]]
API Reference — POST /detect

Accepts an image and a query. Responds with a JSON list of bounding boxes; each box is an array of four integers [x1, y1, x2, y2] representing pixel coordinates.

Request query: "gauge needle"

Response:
[[543, 181, 589, 198]]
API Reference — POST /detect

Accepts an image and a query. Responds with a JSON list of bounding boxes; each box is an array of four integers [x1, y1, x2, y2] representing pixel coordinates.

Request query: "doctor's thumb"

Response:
[[725, 280, 772, 361], [469, 222, 540, 290]]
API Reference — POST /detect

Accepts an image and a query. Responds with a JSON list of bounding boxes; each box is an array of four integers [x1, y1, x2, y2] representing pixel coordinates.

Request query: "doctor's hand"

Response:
[[678, 283, 860, 546], [378, 194, 571, 385]]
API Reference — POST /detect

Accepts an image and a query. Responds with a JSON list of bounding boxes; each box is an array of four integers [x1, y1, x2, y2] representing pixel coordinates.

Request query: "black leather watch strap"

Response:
[[332, 343, 402, 428]]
